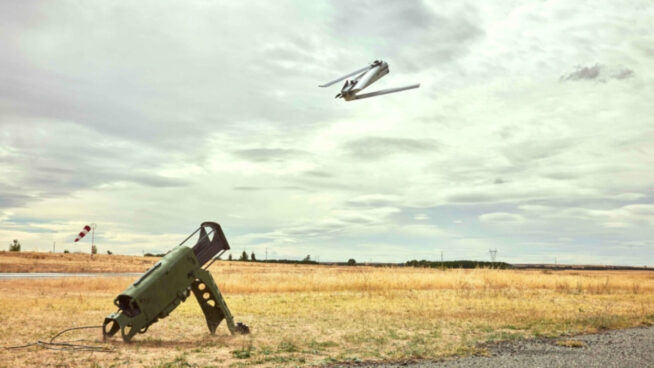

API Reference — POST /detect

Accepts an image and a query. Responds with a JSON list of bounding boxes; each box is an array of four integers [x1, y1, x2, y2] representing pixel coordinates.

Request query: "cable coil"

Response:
[[3, 325, 112, 352]]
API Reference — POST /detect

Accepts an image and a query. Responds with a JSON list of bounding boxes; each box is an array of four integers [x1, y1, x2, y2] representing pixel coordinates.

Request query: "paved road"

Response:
[[363, 326, 654, 368], [0, 272, 142, 279]]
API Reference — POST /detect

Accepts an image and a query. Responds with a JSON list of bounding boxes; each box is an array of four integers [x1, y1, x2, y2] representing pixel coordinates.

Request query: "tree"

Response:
[[251, 252, 256, 261], [8, 239, 20, 252], [228, 253, 233, 261], [239, 251, 249, 261], [107, 250, 113, 255], [302, 254, 311, 262], [91, 245, 98, 255], [347, 258, 356, 266], [63, 249, 70, 254]]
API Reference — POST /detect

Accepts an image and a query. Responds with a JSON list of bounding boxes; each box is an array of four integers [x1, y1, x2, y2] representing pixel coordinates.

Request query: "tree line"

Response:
[[227, 252, 318, 264], [405, 259, 513, 269]]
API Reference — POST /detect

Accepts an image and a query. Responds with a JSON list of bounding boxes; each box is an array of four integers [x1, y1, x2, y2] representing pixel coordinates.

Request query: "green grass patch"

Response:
[[276, 339, 298, 353], [231, 346, 254, 359]]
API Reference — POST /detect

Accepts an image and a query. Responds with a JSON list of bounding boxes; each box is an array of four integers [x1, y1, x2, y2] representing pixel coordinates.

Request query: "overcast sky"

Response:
[[1, 1, 652, 265]]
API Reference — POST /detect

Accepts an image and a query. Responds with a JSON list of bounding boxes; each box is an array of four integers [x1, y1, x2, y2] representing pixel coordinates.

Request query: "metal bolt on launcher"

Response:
[[102, 222, 249, 342]]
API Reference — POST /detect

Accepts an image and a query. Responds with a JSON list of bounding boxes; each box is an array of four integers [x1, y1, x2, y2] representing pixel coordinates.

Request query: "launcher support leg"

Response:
[[191, 269, 248, 335], [103, 311, 149, 343]]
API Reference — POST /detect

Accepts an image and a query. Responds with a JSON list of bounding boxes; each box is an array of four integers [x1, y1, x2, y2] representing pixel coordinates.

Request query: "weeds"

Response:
[[556, 339, 585, 348], [155, 354, 192, 368], [277, 339, 298, 353], [231, 347, 253, 359]]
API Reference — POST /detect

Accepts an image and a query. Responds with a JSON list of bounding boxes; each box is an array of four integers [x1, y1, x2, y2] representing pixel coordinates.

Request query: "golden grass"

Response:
[[1, 257, 653, 367], [208, 262, 654, 294], [0, 251, 156, 273]]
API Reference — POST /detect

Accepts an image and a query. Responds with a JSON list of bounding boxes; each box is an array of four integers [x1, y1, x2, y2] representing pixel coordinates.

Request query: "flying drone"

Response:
[[319, 60, 420, 101]]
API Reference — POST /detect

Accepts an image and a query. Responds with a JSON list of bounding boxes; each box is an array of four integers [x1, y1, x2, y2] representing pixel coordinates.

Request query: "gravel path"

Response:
[[358, 326, 654, 368]]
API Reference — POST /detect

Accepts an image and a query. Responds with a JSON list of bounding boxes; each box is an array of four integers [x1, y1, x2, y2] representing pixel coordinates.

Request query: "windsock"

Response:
[[74, 225, 92, 242]]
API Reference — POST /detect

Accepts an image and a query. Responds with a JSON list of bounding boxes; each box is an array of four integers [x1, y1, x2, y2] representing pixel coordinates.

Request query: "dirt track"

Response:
[[362, 326, 654, 368]]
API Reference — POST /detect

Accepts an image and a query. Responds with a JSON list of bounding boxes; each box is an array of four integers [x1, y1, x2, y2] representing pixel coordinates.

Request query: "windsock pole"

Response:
[[91, 223, 96, 255]]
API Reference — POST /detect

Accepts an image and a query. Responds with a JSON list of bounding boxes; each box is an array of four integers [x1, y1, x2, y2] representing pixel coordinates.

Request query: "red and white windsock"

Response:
[[74, 225, 92, 242]]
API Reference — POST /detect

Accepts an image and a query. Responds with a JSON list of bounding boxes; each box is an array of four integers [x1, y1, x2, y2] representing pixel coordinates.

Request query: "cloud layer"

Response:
[[1, 1, 652, 265]]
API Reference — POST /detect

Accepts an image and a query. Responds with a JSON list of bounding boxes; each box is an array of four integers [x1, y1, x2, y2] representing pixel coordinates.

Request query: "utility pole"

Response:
[[53, 241, 56, 253], [489, 249, 498, 263], [265, 248, 268, 261], [90, 223, 97, 255]]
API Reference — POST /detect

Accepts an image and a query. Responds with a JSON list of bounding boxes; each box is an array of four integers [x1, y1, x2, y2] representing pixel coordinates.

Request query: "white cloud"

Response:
[[479, 212, 526, 224]]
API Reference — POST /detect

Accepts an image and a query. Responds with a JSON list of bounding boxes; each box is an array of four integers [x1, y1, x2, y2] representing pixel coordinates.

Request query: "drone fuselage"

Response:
[[339, 60, 389, 100]]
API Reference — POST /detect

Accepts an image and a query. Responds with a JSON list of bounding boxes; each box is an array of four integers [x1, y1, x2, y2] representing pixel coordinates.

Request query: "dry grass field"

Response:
[[1, 252, 653, 367], [0, 251, 158, 273]]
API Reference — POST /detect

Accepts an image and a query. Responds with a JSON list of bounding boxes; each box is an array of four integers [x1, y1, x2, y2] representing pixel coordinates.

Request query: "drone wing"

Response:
[[351, 83, 420, 100], [319, 65, 373, 88]]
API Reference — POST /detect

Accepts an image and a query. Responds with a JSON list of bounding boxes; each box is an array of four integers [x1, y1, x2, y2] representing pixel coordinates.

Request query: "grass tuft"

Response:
[[556, 339, 585, 348]]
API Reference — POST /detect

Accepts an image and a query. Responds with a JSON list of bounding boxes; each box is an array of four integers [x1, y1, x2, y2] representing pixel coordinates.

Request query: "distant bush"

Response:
[[406, 259, 513, 269], [107, 250, 113, 255], [63, 249, 69, 254], [347, 258, 356, 266], [144, 252, 166, 257], [258, 259, 318, 265], [8, 239, 20, 252]]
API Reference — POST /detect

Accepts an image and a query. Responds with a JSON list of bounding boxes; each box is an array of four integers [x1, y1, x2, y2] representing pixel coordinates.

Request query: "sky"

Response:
[[0, 1, 652, 265]]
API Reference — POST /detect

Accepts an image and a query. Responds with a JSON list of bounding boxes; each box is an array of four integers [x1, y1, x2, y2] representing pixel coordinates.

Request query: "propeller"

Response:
[[319, 65, 372, 88]]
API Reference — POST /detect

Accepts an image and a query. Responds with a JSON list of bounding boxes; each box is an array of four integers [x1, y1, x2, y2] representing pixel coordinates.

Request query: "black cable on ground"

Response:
[[2, 325, 113, 352]]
